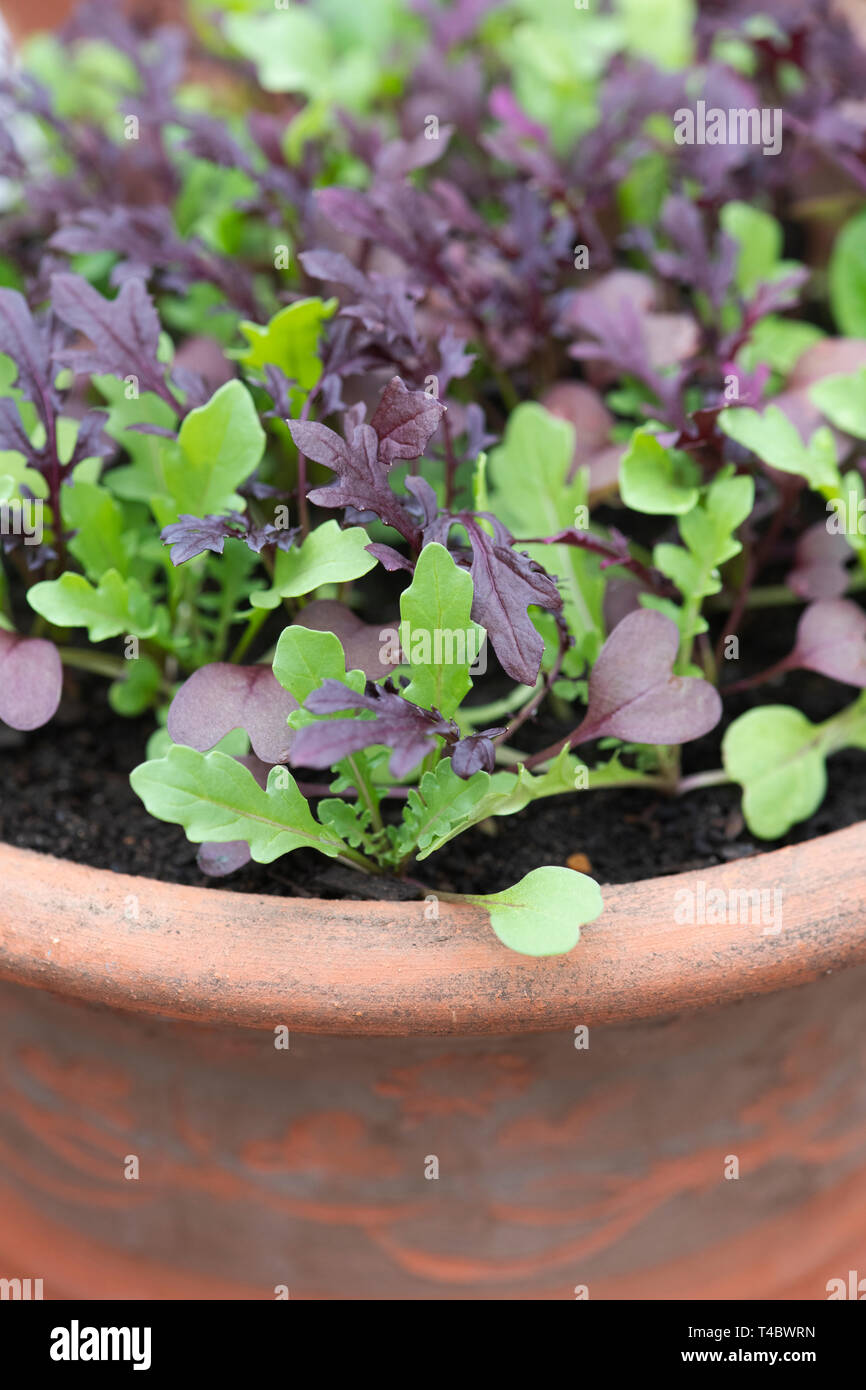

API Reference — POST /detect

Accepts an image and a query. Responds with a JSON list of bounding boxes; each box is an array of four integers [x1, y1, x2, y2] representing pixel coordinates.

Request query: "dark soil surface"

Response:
[[2, 604, 865, 898]]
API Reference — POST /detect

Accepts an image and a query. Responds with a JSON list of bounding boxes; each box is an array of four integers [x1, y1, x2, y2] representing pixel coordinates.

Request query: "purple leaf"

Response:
[[50, 273, 167, 392], [789, 600, 866, 686], [0, 632, 62, 731], [197, 840, 252, 877], [288, 416, 421, 546], [460, 516, 562, 685], [787, 523, 853, 601], [574, 609, 722, 744], [161, 515, 245, 566], [0, 287, 57, 410], [291, 680, 455, 780], [450, 730, 502, 778], [161, 513, 299, 566], [167, 664, 298, 764], [369, 375, 446, 463], [366, 542, 414, 573], [0, 396, 39, 460]]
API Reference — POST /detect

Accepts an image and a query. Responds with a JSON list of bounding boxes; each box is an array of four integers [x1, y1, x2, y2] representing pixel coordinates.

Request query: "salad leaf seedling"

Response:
[[1, 0, 865, 954]]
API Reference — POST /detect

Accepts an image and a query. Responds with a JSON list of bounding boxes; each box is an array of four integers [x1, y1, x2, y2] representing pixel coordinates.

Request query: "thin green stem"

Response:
[[229, 607, 268, 664], [346, 754, 384, 835]]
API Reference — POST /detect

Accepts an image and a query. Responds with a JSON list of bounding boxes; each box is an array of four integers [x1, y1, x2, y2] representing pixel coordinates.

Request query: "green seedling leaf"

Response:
[[737, 316, 824, 377], [399, 542, 483, 717], [130, 745, 352, 864], [396, 759, 494, 860], [719, 405, 838, 490], [163, 379, 265, 518], [810, 368, 866, 440], [722, 706, 827, 838], [720, 201, 783, 297], [829, 209, 866, 337], [61, 480, 129, 580], [464, 865, 603, 957], [235, 297, 337, 403], [28, 570, 158, 642], [250, 521, 377, 608], [108, 656, 161, 716], [488, 402, 605, 664], [272, 624, 365, 706], [620, 429, 701, 515], [95, 375, 177, 504]]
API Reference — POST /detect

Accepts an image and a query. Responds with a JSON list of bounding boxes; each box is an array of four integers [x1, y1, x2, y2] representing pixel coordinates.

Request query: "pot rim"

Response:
[[1, 823, 864, 1035]]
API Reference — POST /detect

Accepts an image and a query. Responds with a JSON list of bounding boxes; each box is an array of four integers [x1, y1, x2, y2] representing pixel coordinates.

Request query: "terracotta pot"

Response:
[[2, 826, 866, 1300], [1, 1, 184, 39]]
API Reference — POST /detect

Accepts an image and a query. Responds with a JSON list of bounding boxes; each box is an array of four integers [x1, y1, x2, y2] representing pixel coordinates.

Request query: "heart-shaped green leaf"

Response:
[[465, 865, 603, 957]]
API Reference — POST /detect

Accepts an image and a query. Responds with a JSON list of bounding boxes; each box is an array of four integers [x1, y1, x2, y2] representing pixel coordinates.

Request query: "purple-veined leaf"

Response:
[[167, 663, 298, 764], [0, 632, 62, 731]]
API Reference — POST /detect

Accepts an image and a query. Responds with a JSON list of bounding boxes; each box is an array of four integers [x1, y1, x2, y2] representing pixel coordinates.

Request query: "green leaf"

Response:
[[737, 316, 824, 376], [95, 376, 178, 504], [235, 297, 336, 407], [61, 481, 129, 581], [464, 865, 603, 957], [401, 748, 586, 862], [488, 402, 605, 663], [398, 543, 483, 717], [620, 429, 701, 514], [720, 201, 782, 297], [28, 570, 158, 642], [163, 380, 265, 517], [250, 521, 377, 608], [272, 624, 365, 705], [130, 745, 352, 864], [108, 657, 161, 716], [317, 796, 375, 850], [615, 0, 694, 70], [397, 759, 494, 860], [829, 209, 866, 337], [718, 405, 839, 490], [722, 706, 827, 838], [810, 368, 866, 440]]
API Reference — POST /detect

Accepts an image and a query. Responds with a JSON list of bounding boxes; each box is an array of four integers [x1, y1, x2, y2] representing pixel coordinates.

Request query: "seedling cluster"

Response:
[[1, 1, 865, 952]]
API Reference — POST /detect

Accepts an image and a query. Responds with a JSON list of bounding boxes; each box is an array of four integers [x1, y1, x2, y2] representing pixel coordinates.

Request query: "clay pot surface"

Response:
[[1, 828, 866, 1299]]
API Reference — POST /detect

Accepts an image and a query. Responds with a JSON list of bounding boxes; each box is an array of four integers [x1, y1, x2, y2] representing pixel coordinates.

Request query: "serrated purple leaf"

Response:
[[292, 680, 453, 780], [50, 273, 165, 387], [369, 376, 446, 463]]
